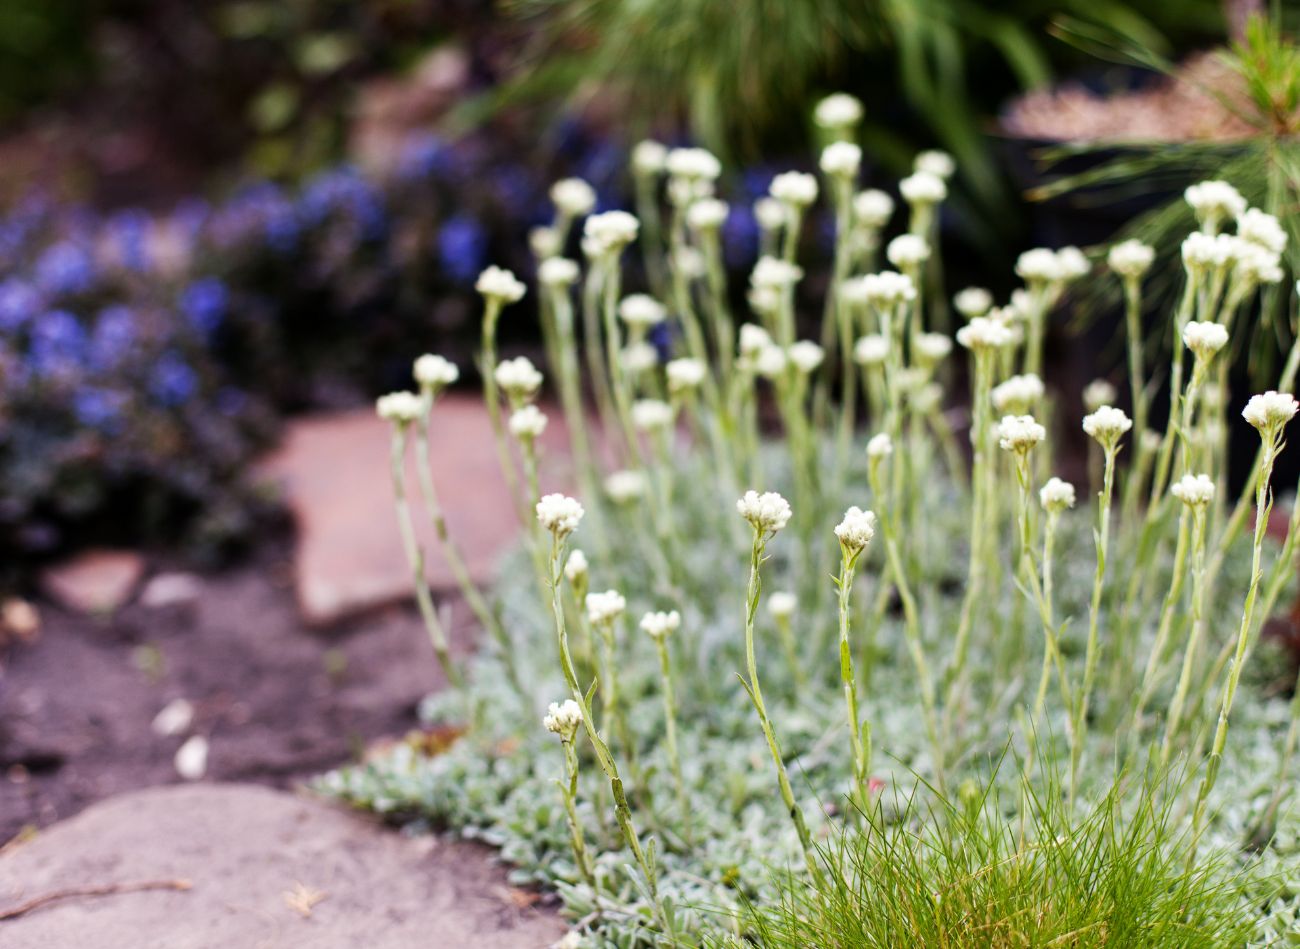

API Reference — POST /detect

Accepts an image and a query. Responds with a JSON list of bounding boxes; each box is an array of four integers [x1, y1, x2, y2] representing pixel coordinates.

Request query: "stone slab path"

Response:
[[0, 783, 565, 948]]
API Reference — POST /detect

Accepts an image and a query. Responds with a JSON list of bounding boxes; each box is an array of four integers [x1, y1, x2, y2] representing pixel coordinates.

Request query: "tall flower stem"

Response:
[[480, 301, 528, 524], [1159, 500, 1209, 767], [558, 735, 598, 888], [652, 633, 692, 844], [835, 546, 872, 810]]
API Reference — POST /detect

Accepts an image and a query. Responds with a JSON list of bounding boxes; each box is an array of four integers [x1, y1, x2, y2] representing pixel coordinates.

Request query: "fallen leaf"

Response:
[[283, 882, 327, 918]]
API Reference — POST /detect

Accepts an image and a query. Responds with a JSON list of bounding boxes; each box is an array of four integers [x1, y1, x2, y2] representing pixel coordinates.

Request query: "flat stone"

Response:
[[39, 550, 145, 615], [138, 572, 203, 609], [258, 396, 575, 626], [0, 783, 564, 948]]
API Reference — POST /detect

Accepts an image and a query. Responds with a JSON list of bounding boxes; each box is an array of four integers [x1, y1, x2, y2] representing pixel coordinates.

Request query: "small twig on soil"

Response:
[[0, 879, 192, 921]]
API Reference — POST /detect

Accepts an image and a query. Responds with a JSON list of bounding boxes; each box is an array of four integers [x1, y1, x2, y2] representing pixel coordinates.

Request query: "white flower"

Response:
[[953, 287, 992, 318], [543, 699, 584, 737], [820, 142, 862, 178], [622, 342, 659, 374], [675, 245, 706, 278], [896, 367, 928, 393], [666, 147, 721, 181], [899, 171, 946, 205], [1242, 391, 1300, 433], [1082, 405, 1133, 448], [1182, 320, 1229, 359], [564, 549, 588, 584], [1185, 180, 1246, 223], [538, 257, 580, 288], [1239, 208, 1288, 255], [586, 589, 626, 625], [834, 506, 877, 553], [376, 391, 422, 424], [997, 414, 1046, 453], [476, 265, 526, 303], [632, 140, 668, 176], [508, 405, 548, 440], [1171, 473, 1215, 507], [751, 256, 803, 290], [853, 334, 889, 366], [632, 399, 673, 431], [914, 332, 952, 365], [530, 226, 561, 260], [860, 271, 917, 306], [754, 197, 788, 231], [666, 357, 707, 394], [914, 149, 956, 179], [687, 198, 730, 232], [1039, 477, 1076, 513], [619, 294, 667, 328], [738, 323, 773, 356], [1015, 248, 1062, 283], [1108, 239, 1155, 278], [1235, 242, 1284, 285], [814, 92, 864, 130], [536, 493, 584, 537], [754, 346, 789, 379], [1182, 231, 1230, 271], [910, 381, 943, 414], [413, 354, 459, 391], [886, 234, 930, 268], [605, 469, 648, 503], [737, 490, 792, 533], [991, 373, 1045, 413], [495, 356, 543, 401], [767, 591, 798, 619], [639, 610, 681, 640], [550, 178, 596, 217], [866, 432, 894, 459], [174, 735, 208, 781], [1083, 379, 1118, 413], [583, 210, 639, 255], [788, 340, 825, 374], [1056, 246, 1090, 281], [770, 171, 819, 207], [854, 189, 894, 229], [956, 317, 1013, 352], [668, 176, 713, 208]]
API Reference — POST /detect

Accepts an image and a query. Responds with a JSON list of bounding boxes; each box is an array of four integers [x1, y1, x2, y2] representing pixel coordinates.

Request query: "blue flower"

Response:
[[438, 215, 487, 285], [90, 305, 137, 369], [35, 241, 95, 296], [29, 310, 88, 380], [396, 134, 452, 182], [150, 352, 198, 406], [180, 278, 228, 336], [723, 206, 759, 269], [74, 387, 126, 431], [0, 278, 40, 333], [107, 208, 152, 272]]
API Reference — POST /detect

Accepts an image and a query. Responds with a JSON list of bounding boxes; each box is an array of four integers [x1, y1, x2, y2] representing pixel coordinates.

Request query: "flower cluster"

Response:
[[737, 490, 792, 534]]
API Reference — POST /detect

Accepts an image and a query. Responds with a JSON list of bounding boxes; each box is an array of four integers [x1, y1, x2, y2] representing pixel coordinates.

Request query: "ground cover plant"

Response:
[[322, 98, 1300, 946]]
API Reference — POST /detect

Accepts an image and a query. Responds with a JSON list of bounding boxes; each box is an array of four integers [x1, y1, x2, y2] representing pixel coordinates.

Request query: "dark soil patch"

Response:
[[0, 540, 467, 843]]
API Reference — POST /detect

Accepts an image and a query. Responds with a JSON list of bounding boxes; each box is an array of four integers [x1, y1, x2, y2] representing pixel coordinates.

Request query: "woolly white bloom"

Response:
[[674, 245, 706, 279], [583, 210, 640, 255], [1235, 242, 1284, 285], [1182, 320, 1229, 359], [1007, 290, 1034, 321], [668, 176, 714, 208], [1185, 180, 1246, 223], [536, 493, 584, 537], [413, 354, 459, 391], [1015, 248, 1063, 283], [585, 589, 626, 625], [991, 373, 1044, 413], [1082, 405, 1133, 447], [622, 342, 659, 374], [914, 332, 952, 365], [1140, 428, 1162, 454], [687, 198, 729, 232], [605, 469, 648, 503], [494, 356, 543, 401], [754, 197, 788, 231], [861, 271, 917, 306], [953, 287, 993, 318], [886, 234, 930, 269], [632, 140, 668, 176], [910, 381, 943, 414], [543, 699, 584, 736], [550, 178, 596, 217], [839, 277, 873, 307], [564, 549, 588, 584], [639, 610, 681, 640], [737, 490, 793, 533], [997, 414, 1046, 453], [854, 334, 890, 366], [508, 404, 548, 440], [754, 345, 789, 379], [853, 189, 895, 229], [1182, 231, 1231, 271], [1172, 473, 1216, 507], [866, 432, 893, 459], [1083, 379, 1118, 413], [751, 256, 804, 290], [476, 265, 526, 303], [538, 257, 580, 287], [666, 357, 707, 394], [1239, 208, 1288, 255], [956, 317, 1014, 351], [632, 399, 674, 431], [666, 147, 721, 181], [899, 171, 946, 205], [618, 294, 667, 328], [1056, 246, 1090, 281], [375, 391, 422, 424], [814, 92, 864, 130], [1039, 477, 1076, 513], [530, 226, 561, 260], [895, 367, 929, 393], [1242, 391, 1300, 433], [914, 149, 956, 179], [834, 506, 877, 554], [770, 171, 819, 207], [767, 591, 798, 619], [739, 323, 773, 356], [1108, 239, 1155, 278], [820, 142, 862, 178], [788, 340, 825, 374]]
